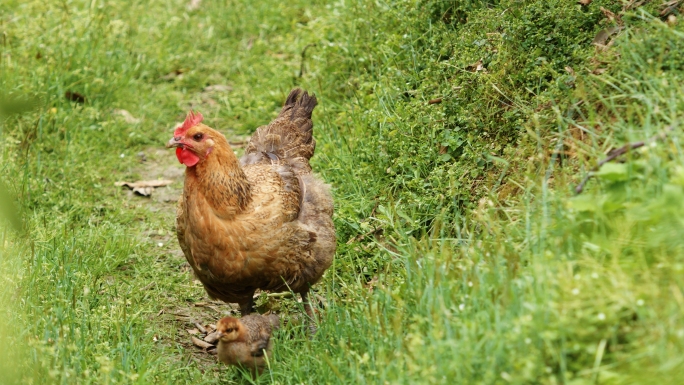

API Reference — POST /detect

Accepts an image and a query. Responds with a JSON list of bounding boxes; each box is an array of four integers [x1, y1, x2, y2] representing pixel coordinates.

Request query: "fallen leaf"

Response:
[[112, 109, 141, 124], [465, 58, 484, 72], [439, 145, 448, 154], [191, 336, 214, 350], [578, 0, 592, 5], [194, 322, 207, 334], [428, 98, 442, 105], [187, 328, 200, 335], [204, 331, 220, 344], [660, 0, 683, 17], [599, 6, 622, 25], [115, 180, 173, 197], [592, 68, 607, 75], [564, 66, 575, 76]]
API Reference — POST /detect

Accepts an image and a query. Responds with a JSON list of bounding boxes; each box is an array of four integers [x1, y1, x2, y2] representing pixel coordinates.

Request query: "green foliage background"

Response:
[[1, 0, 683, 383]]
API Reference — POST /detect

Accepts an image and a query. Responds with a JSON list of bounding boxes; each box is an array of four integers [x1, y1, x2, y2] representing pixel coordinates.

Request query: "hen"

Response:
[[216, 314, 280, 376], [167, 89, 335, 331]]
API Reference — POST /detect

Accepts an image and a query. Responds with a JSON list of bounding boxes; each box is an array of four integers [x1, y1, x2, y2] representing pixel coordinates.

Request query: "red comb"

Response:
[[174, 111, 204, 136]]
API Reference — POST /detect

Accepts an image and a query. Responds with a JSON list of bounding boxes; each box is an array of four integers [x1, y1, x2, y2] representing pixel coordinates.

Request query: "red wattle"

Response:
[[176, 147, 200, 167]]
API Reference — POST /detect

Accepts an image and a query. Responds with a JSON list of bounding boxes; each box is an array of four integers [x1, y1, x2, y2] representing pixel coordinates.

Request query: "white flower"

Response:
[[459, 303, 465, 311], [571, 288, 580, 295], [598, 313, 606, 321], [637, 299, 644, 306], [157, 242, 163, 247]]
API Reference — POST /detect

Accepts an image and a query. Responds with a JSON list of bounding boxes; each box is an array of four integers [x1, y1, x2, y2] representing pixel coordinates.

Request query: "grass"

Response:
[[2, 0, 684, 383]]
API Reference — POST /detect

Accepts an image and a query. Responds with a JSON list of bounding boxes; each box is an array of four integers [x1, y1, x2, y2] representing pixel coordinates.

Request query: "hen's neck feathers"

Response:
[[187, 135, 251, 218]]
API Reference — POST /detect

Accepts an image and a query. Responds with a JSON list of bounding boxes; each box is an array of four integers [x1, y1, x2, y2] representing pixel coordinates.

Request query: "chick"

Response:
[[216, 314, 280, 376]]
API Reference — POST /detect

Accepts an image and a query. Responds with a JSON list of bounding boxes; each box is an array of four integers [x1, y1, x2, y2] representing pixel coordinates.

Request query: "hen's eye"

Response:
[[193, 133, 204, 141]]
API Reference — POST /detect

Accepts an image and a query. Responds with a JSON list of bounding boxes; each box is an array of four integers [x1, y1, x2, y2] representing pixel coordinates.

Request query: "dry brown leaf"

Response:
[[660, 0, 682, 17], [194, 322, 207, 334], [187, 328, 200, 335], [578, 0, 592, 5], [203, 331, 220, 344], [592, 68, 608, 75], [599, 6, 623, 25], [428, 98, 443, 105], [564, 66, 575, 76], [191, 336, 214, 350], [466, 58, 484, 72], [112, 109, 141, 124]]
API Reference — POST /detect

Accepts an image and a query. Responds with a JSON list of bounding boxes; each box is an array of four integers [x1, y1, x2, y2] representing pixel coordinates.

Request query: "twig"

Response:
[[191, 336, 214, 350], [298, 44, 317, 78], [203, 331, 220, 344], [193, 322, 207, 334], [574, 126, 673, 194]]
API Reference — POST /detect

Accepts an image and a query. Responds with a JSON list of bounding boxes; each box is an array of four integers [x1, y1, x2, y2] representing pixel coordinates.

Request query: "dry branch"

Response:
[[574, 126, 673, 194]]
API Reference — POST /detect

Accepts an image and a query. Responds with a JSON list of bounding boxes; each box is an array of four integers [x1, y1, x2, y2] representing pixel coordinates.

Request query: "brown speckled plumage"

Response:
[[216, 314, 280, 375], [171, 89, 335, 330]]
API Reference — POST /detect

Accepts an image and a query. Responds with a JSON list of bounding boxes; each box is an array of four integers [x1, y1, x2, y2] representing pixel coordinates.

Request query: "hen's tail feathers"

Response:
[[241, 89, 318, 171]]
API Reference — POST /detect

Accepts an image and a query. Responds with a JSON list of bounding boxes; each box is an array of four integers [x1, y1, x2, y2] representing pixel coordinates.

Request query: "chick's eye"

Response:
[[226, 328, 232, 333], [193, 133, 204, 141]]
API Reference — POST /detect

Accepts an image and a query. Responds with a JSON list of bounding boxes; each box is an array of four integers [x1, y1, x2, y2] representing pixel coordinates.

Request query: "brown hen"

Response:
[[167, 89, 335, 331], [216, 314, 280, 376]]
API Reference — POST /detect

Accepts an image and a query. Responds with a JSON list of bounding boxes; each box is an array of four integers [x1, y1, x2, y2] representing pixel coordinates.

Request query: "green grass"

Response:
[[2, 0, 684, 383]]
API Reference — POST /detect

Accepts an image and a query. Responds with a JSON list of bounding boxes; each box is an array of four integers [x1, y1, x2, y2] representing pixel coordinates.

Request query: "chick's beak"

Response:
[[216, 331, 224, 338], [166, 136, 183, 148]]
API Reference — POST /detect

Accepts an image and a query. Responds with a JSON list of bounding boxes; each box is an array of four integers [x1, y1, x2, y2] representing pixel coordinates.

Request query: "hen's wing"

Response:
[[241, 315, 276, 357]]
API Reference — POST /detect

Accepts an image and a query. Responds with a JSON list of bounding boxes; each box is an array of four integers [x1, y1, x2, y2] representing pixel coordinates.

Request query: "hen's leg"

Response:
[[239, 297, 254, 316], [301, 290, 317, 335]]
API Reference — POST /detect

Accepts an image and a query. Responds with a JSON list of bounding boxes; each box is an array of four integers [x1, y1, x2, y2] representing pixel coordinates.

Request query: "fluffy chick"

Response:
[[216, 314, 280, 376]]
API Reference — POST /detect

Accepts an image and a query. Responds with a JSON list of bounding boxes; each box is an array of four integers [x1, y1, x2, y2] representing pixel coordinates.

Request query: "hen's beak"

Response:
[[166, 136, 183, 148]]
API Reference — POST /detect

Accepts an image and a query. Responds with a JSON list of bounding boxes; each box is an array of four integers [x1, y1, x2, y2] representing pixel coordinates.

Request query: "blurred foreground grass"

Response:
[[1, 0, 684, 383]]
